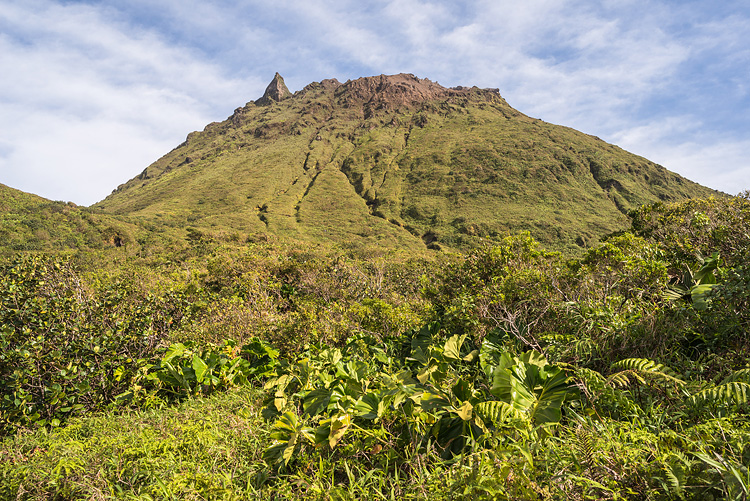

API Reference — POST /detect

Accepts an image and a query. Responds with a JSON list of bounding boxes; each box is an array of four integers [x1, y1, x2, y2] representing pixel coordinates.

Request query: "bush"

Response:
[[0, 255, 195, 433]]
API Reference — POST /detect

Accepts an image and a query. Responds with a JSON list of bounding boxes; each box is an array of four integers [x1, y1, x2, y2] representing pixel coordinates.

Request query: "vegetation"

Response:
[[1, 193, 749, 499], [0, 183, 141, 254], [92, 74, 718, 255]]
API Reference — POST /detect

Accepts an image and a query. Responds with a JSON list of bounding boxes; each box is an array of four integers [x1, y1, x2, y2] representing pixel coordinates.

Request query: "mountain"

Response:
[[92, 73, 718, 254]]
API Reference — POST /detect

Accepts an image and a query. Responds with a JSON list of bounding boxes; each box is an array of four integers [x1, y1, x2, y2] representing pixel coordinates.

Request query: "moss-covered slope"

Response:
[[94, 73, 720, 254]]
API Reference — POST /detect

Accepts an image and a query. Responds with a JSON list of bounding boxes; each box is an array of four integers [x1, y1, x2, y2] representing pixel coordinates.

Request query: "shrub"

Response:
[[0, 255, 194, 433]]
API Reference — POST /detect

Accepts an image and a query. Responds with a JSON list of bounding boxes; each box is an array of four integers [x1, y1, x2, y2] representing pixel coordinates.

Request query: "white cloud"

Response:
[[0, 0, 264, 205], [0, 0, 748, 204], [612, 118, 750, 195]]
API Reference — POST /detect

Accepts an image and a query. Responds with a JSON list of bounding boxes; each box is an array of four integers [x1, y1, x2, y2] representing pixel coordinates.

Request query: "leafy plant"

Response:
[[664, 251, 721, 310]]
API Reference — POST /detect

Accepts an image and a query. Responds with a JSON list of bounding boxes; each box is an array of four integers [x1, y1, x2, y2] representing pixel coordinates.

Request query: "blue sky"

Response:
[[1, 0, 748, 205]]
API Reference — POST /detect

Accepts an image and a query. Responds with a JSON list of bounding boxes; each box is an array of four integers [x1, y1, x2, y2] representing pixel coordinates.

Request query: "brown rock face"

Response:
[[338, 74, 451, 105], [256, 72, 292, 105], [330, 73, 503, 117]]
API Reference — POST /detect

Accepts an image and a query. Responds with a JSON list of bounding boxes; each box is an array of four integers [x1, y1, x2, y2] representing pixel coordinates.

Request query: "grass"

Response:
[[0, 183, 145, 254], [0, 386, 549, 500], [0, 386, 269, 500]]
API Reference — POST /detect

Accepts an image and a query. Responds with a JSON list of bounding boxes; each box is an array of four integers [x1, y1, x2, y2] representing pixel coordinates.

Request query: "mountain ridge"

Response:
[[13, 72, 718, 254]]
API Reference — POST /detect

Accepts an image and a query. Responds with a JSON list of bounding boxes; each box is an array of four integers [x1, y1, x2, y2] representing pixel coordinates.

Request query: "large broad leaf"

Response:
[[451, 379, 473, 402], [490, 354, 570, 425], [432, 416, 473, 458], [410, 346, 430, 366], [410, 322, 439, 356], [421, 391, 452, 413], [302, 387, 331, 416], [354, 392, 385, 421], [491, 365, 535, 411], [455, 401, 473, 421], [691, 283, 717, 310], [263, 412, 315, 466], [518, 350, 549, 369], [693, 251, 720, 285], [157, 361, 192, 392], [316, 412, 352, 449], [392, 383, 420, 409], [417, 364, 440, 384], [444, 334, 467, 360], [338, 360, 369, 383], [162, 343, 187, 363], [479, 330, 506, 374], [192, 354, 208, 383], [527, 368, 569, 424]]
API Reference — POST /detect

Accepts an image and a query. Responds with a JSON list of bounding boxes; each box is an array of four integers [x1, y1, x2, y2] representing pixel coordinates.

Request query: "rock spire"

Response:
[[257, 72, 292, 105]]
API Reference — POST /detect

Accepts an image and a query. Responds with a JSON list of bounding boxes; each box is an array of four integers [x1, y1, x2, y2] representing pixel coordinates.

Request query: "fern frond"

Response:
[[609, 358, 685, 386], [721, 368, 750, 384], [575, 425, 603, 482], [607, 372, 632, 388], [688, 382, 750, 408], [474, 400, 526, 427], [610, 357, 667, 374], [662, 463, 685, 498]]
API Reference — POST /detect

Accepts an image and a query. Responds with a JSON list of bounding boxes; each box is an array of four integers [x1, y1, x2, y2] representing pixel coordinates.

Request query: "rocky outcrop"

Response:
[[330, 73, 504, 117], [256, 72, 292, 105]]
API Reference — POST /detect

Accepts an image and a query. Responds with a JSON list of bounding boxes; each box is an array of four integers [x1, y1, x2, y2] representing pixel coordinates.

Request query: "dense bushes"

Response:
[[0, 249, 432, 434], [1, 195, 749, 499], [0, 256, 195, 432]]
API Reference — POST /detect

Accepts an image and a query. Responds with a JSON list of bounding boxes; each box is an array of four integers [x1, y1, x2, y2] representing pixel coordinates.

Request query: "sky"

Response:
[[1, 0, 749, 206]]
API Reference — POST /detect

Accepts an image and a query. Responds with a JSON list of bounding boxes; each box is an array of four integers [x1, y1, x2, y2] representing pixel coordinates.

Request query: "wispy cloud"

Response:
[[0, 0, 262, 204], [0, 0, 748, 204]]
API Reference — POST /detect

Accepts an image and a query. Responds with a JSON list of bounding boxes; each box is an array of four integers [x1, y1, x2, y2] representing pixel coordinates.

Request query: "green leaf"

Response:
[[691, 283, 717, 310], [192, 354, 208, 383], [264, 412, 314, 466], [162, 343, 187, 363], [455, 401, 473, 421], [354, 392, 383, 420], [688, 382, 750, 408], [417, 364, 439, 384], [479, 330, 506, 372], [451, 379, 473, 402], [421, 391, 452, 413], [303, 388, 331, 417], [474, 400, 526, 427], [443, 334, 467, 360], [528, 369, 568, 425], [462, 349, 479, 363], [490, 354, 571, 425], [327, 413, 352, 448]]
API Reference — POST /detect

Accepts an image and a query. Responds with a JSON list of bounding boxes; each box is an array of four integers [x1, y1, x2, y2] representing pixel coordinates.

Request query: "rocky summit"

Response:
[[94, 73, 718, 254]]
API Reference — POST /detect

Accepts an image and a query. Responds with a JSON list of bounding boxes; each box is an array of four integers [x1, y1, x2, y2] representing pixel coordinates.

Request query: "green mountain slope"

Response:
[[92, 73, 718, 253], [0, 183, 138, 253]]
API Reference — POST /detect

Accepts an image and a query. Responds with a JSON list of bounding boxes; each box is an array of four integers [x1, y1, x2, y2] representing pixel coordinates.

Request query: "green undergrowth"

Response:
[[1, 194, 750, 499]]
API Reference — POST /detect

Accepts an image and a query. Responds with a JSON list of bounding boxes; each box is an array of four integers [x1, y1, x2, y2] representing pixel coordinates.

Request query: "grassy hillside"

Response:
[[0, 183, 144, 254], [94, 74, 719, 255]]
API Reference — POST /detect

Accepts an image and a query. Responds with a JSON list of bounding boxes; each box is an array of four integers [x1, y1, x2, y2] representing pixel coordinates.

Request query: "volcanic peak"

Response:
[[335, 74, 504, 112], [256, 72, 292, 105], [252, 73, 505, 116]]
